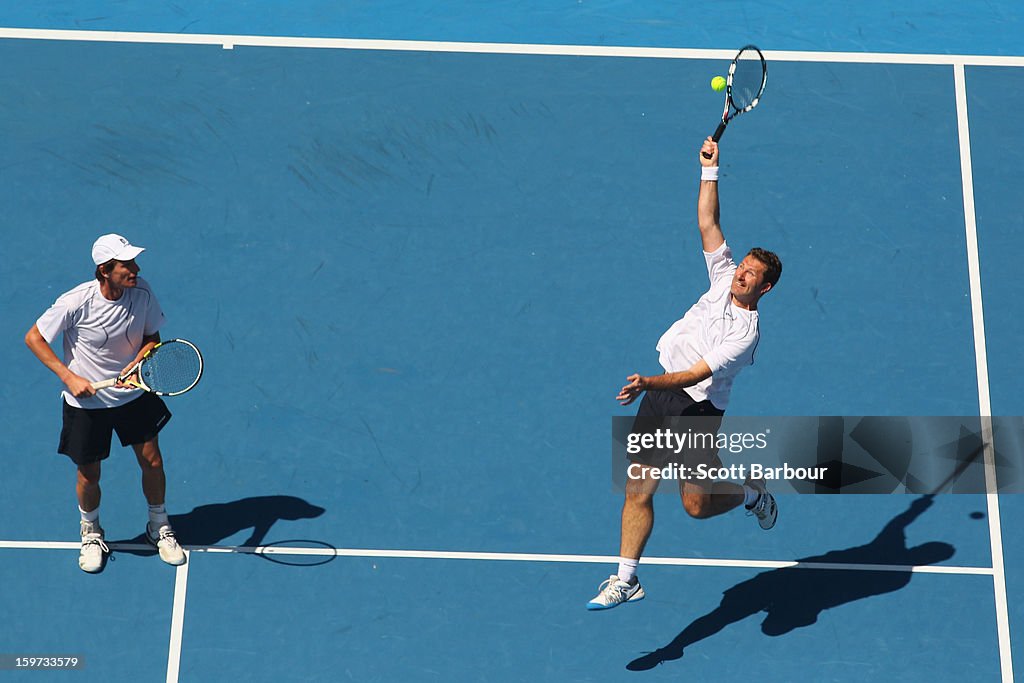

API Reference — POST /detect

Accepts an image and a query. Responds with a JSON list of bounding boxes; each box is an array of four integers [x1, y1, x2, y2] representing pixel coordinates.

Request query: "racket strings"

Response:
[[730, 53, 766, 110], [141, 344, 202, 394]]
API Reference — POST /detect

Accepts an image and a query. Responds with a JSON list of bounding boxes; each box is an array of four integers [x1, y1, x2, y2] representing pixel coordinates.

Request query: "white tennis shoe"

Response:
[[79, 521, 109, 573], [586, 575, 645, 610], [747, 482, 778, 530], [146, 522, 186, 566]]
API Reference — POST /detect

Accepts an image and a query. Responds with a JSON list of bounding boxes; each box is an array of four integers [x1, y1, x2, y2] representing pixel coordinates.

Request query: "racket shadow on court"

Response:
[[111, 495, 331, 565], [627, 495, 954, 671]]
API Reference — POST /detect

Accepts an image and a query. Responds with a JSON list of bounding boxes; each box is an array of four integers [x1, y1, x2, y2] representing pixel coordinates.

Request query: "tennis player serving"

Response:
[[587, 139, 783, 610], [25, 234, 186, 572]]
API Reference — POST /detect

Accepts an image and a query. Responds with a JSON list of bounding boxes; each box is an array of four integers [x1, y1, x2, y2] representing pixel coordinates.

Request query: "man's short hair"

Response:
[[95, 260, 116, 283], [748, 248, 782, 287]]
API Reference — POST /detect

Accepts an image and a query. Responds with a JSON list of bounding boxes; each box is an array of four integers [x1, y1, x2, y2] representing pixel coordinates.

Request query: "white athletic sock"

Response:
[[743, 485, 760, 508], [148, 503, 169, 528], [79, 506, 99, 524], [616, 557, 639, 583]]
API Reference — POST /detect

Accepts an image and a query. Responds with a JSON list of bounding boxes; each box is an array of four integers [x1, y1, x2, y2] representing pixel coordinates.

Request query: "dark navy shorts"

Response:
[[58, 393, 172, 465], [629, 388, 725, 468]]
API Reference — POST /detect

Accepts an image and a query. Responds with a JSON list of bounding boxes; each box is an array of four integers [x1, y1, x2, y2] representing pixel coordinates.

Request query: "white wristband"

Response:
[[701, 166, 719, 182]]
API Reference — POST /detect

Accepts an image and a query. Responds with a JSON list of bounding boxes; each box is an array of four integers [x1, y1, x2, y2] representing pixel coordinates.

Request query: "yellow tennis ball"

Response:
[[711, 76, 727, 92]]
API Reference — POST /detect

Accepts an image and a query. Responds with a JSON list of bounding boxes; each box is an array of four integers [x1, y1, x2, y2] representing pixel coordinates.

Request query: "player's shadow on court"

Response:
[[627, 495, 953, 672], [112, 495, 327, 550]]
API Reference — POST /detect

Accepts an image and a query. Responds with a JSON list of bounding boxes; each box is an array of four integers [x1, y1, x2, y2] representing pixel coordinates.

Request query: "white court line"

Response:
[[165, 550, 190, 683], [954, 63, 1014, 683], [0, 540, 993, 576], [0, 26, 1023, 67]]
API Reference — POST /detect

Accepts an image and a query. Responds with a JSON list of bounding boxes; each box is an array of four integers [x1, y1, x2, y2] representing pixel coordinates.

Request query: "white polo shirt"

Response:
[[655, 242, 759, 411], [36, 277, 165, 409]]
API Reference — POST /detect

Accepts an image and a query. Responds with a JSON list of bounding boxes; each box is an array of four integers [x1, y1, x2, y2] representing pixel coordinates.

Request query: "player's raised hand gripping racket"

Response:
[[91, 339, 203, 396], [702, 45, 767, 158]]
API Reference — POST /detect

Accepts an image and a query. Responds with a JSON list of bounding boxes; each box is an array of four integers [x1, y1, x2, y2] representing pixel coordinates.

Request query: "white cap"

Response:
[[92, 233, 145, 265]]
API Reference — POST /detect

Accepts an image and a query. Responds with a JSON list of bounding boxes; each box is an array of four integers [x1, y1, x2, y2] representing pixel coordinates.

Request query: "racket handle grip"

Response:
[[91, 379, 118, 390], [711, 121, 727, 142], [702, 121, 728, 158]]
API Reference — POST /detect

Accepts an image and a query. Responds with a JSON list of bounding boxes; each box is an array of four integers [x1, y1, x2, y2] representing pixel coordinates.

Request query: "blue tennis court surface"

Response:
[[1, 4, 1021, 681]]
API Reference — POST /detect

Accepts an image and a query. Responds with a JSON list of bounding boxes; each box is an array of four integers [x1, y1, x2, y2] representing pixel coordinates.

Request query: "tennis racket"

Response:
[[91, 338, 203, 397], [702, 45, 767, 158]]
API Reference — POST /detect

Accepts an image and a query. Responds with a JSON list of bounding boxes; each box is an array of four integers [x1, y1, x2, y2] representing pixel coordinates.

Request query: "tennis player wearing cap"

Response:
[[587, 139, 782, 610], [25, 234, 185, 572]]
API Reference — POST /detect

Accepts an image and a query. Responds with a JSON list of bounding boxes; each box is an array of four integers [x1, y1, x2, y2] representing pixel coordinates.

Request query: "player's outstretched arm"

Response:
[[617, 360, 714, 405], [698, 137, 725, 253]]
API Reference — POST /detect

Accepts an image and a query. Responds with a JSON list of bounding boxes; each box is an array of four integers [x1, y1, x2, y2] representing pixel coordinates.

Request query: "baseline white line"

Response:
[[165, 550, 190, 683], [0, 541, 80, 550], [954, 62, 1014, 683], [0, 540, 992, 575], [0, 27, 1023, 67]]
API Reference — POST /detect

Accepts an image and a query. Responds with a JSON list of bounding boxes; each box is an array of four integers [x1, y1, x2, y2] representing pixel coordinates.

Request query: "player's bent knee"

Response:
[[133, 442, 164, 470], [682, 492, 713, 519], [136, 452, 164, 470], [141, 457, 164, 471], [624, 490, 655, 508], [77, 463, 101, 485]]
